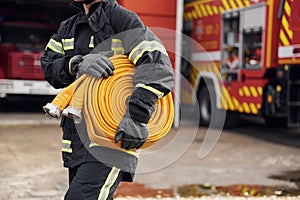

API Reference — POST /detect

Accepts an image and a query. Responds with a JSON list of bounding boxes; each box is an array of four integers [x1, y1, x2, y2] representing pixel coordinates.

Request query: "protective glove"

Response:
[[68, 55, 83, 75], [114, 87, 159, 150], [114, 111, 148, 150], [69, 51, 114, 79]]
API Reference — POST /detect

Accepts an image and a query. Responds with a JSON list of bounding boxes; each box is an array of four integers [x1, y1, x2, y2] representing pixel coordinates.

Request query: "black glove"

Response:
[[114, 87, 159, 150], [69, 51, 114, 79], [114, 111, 148, 150]]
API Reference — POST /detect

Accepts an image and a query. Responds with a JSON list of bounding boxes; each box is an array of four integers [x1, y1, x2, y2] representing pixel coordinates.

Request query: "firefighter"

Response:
[[40, 0, 174, 199]]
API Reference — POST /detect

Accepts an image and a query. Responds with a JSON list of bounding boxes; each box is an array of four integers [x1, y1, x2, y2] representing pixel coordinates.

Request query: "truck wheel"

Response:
[[198, 86, 214, 126], [198, 85, 239, 128]]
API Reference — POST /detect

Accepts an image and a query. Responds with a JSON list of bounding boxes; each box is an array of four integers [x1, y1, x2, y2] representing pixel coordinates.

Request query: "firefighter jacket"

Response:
[[40, 0, 174, 176]]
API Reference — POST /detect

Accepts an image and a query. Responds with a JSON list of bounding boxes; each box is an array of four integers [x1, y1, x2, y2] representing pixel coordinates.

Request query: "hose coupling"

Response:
[[62, 106, 82, 124], [43, 103, 62, 119]]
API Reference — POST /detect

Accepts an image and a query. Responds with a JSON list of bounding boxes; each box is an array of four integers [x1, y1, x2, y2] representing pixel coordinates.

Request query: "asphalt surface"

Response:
[[0, 111, 299, 199]]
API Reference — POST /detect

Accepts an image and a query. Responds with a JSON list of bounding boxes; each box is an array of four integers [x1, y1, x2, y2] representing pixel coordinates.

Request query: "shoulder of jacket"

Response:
[[111, 4, 138, 19], [109, 4, 144, 32], [59, 14, 79, 30]]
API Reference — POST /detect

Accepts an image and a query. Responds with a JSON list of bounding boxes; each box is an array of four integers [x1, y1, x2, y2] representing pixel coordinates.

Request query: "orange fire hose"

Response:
[[44, 55, 174, 150]]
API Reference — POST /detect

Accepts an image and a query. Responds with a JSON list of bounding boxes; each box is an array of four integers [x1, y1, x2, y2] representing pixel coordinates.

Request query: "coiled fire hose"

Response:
[[43, 55, 174, 149]]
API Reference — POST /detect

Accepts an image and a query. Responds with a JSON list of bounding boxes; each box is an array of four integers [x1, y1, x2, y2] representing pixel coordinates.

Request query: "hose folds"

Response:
[[43, 55, 174, 150]]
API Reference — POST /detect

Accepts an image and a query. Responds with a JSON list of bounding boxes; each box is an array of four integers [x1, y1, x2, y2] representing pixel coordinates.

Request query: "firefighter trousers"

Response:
[[64, 162, 124, 200]]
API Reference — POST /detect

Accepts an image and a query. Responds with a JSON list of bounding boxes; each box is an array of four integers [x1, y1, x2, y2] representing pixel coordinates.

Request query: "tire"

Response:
[[198, 86, 214, 126], [198, 85, 239, 129]]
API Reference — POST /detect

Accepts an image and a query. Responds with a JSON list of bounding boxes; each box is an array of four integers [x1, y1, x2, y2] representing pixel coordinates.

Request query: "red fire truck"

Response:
[[0, 1, 75, 108], [180, 0, 300, 128], [123, 0, 300, 128]]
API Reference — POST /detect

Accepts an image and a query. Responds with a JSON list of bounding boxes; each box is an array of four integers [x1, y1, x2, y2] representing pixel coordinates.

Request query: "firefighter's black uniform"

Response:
[[41, 0, 174, 199]]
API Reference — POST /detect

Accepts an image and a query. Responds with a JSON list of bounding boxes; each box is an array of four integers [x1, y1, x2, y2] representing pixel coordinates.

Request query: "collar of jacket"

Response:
[[88, 0, 116, 32], [71, 0, 116, 32]]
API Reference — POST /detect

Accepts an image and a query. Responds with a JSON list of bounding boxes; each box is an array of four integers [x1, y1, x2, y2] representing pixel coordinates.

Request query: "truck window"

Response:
[[221, 11, 240, 81], [242, 5, 265, 70], [243, 29, 262, 69]]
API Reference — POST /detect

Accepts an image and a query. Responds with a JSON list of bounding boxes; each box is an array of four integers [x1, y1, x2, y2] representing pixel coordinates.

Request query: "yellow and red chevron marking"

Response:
[[181, 61, 221, 104], [279, 0, 293, 46], [190, 61, 221, 88], [184, 0, 255, 20], [181, 62, 220, 104], [238, 85, 263, 98], [186, 62, 262, 115], [190, 66, 199, 88], [219, 85, 262, 114]]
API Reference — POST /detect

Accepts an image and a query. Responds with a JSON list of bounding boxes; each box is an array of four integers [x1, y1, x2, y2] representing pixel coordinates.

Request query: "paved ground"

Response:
[[0, 112, 299, 199]]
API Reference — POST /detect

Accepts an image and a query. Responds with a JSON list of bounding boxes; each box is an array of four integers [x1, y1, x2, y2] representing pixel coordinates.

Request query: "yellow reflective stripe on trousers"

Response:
[[129, 40, 168, 65], [62, 139, 72, 153], [46, 38, 64, 55], [89, 36, 94, 48], [136, 83, 164, 98], [62, 38, 74, 50], [98, 167, 120, 200]]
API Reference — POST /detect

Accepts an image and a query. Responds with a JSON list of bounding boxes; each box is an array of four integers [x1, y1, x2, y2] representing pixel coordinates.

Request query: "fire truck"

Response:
[[179, 0, 300, 128], [0, 0, 75, 109], [123, 0, 300, 128]]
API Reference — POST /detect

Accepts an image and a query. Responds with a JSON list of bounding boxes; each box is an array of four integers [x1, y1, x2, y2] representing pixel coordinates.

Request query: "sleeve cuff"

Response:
[[128, 87, 158, 123]]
